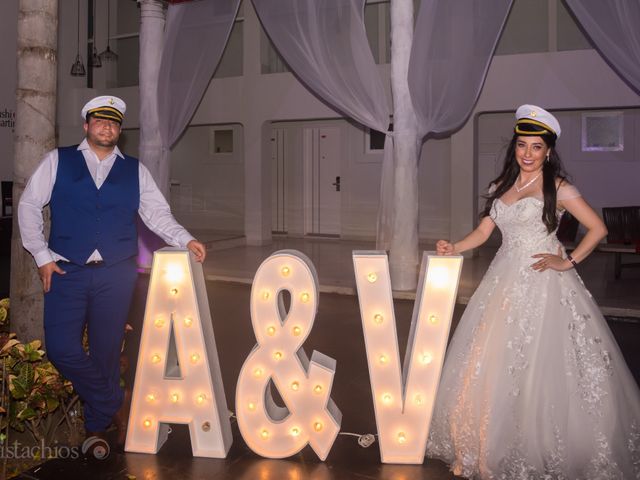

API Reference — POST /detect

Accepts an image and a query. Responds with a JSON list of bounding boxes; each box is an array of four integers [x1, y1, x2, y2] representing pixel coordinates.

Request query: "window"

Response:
[[581, 112, 623, 152], [556, 1, 591, 52], [260, 28, 289, 74], [211, 129, 234, 154], [364, 1, 390, 64], [366, 123, 392, 153], [114, 0, 141, 87], [495, 0, 548, 55], [214, 15, 244, 78]]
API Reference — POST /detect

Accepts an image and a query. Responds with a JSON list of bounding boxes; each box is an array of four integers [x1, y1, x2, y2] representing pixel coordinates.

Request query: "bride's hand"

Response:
[[436, 240, 455, 256], [531, 247, 572, 272]]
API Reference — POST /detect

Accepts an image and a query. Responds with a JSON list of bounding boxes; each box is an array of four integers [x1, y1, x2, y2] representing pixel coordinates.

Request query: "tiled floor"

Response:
[[200, 235, 640, 317], [10, 234, 640, 479], [16, 277, 640, 480]]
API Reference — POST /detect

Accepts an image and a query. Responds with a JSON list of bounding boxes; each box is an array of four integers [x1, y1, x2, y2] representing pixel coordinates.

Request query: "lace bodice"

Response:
[[491, 197, 562, 257]]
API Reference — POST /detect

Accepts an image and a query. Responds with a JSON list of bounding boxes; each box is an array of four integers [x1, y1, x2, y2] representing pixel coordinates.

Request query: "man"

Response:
[[18, 96, 206, 448]]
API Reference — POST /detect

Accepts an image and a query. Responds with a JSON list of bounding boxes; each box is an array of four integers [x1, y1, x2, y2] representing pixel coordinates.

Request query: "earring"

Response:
[[546, 154, 550, 162]]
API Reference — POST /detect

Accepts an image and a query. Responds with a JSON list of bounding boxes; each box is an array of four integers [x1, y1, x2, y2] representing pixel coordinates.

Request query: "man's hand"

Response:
[[38, 262, 66, 293], [187, 240, 207, 263]]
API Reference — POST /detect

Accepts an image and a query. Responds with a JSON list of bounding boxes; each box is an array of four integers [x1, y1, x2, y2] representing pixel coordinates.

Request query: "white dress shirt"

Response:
[[18, 139, 195, 267]]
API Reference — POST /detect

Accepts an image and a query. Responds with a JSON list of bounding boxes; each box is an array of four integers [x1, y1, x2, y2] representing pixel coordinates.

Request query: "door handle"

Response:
[[331, 176, 341, 192]]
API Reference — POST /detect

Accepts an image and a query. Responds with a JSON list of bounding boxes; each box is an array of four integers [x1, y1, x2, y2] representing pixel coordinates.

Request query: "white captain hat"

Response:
[[81, 96, 126, 124], [514, 104, 561, 139]]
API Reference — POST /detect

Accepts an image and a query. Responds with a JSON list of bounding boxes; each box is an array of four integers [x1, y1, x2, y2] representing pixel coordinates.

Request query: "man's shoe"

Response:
[[82, 432, 111, 460]]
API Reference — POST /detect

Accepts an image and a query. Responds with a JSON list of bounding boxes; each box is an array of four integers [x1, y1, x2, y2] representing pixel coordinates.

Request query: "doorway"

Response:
[[271, 123, 343, 236], [303, 126, 341, 236]]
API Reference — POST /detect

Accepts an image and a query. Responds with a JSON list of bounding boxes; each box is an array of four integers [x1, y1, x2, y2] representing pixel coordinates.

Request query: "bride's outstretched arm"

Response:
[[436, 216, 496, 255]]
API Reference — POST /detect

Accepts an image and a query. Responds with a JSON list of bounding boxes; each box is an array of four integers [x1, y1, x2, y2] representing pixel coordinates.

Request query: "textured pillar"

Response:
[[137, 0, 167, 268], [11, 0, 58, 342], [389, 0, 419, 290]]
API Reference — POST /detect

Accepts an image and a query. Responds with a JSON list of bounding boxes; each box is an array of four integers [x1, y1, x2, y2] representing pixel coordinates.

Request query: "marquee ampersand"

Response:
[[236, 249, 342, 460]]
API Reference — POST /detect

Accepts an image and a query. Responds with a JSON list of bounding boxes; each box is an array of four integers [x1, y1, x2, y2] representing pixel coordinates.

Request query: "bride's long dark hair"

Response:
[[481, 134, 570, 233]]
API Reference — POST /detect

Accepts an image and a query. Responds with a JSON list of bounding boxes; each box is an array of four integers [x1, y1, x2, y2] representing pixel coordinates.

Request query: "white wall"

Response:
[[2, 0, 639, 245], [449, 49, 639, 245]]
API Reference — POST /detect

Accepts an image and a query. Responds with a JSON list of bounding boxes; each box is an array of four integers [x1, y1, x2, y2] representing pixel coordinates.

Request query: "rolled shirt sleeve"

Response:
[[137, 163, 195, 248], [18, 150, 60, 267]]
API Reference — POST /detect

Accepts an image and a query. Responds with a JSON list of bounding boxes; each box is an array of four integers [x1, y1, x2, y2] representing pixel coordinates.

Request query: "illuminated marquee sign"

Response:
[[126, 249, 232, 457], [236, 250, 342, 460], [128, 248, 462, 464], [353, 251, 463, 464]]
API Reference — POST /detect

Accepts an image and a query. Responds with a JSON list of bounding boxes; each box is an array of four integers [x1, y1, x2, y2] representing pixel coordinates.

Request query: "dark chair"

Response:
[[602, 206, 640, 245], [1, 181, 12, 217], [601, 206, 640, 278]]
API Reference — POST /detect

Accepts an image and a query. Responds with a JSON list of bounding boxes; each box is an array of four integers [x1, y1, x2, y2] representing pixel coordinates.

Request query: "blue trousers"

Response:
[[44, 258, 138, 432]]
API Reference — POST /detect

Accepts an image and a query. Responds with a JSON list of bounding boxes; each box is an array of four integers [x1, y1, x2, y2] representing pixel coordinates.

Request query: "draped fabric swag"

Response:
[[565, 0, 640, 94], [251, 0, 396, 252], [252, 0, 511, 287], [140, 0, 240, 195], [152, 0, 519, 287], [137, 0, 239, 267]]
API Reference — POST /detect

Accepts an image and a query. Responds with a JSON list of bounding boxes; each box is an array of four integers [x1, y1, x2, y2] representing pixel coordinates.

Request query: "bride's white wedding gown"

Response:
[[426, 190, 640, 479]]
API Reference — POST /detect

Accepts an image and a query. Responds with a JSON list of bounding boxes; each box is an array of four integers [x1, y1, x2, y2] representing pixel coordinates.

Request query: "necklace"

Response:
[[515, 173, 541, 193]]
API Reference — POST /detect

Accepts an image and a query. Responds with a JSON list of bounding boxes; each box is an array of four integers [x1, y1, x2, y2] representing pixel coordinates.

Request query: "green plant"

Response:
[[0, 298, 8, 327], [0, 299, 81, 447]]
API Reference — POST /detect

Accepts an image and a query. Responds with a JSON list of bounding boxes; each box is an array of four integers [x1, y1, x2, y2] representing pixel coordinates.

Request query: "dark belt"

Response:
[[85, 260, 105, 267]]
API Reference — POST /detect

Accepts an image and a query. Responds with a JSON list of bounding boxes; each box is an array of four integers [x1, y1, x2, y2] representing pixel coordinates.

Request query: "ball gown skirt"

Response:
[[426, 198, 640, 479]]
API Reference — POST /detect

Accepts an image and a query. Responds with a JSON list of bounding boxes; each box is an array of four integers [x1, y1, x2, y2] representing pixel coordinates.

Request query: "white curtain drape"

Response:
[[565, 0, 640, 94], [151, 0, 512, 284], [252, 0, 396, 245], [254, 0, 511, 264], [408, 0, 513, 137], [138, 0, 239, 268], [251, 0, 390, 132], [380, 0, 512, 287], [158, 0, 241, 152]]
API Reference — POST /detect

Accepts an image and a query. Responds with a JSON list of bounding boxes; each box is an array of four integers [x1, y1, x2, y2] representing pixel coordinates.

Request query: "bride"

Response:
[[426, 105, 640, 479]]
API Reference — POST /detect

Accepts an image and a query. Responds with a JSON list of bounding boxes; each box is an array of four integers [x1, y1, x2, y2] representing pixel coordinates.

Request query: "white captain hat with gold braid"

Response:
[[514, 104, 560, 139], [81, 96, 126, 124]]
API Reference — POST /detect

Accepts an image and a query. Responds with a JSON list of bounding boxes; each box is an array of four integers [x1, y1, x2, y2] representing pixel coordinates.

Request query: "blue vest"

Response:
[[49, 145, 140, 265]]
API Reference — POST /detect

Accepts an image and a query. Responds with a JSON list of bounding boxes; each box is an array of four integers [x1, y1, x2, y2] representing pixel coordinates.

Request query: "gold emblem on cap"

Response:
[[108, 98, 115, 105], [530, 110, 537, 117]]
